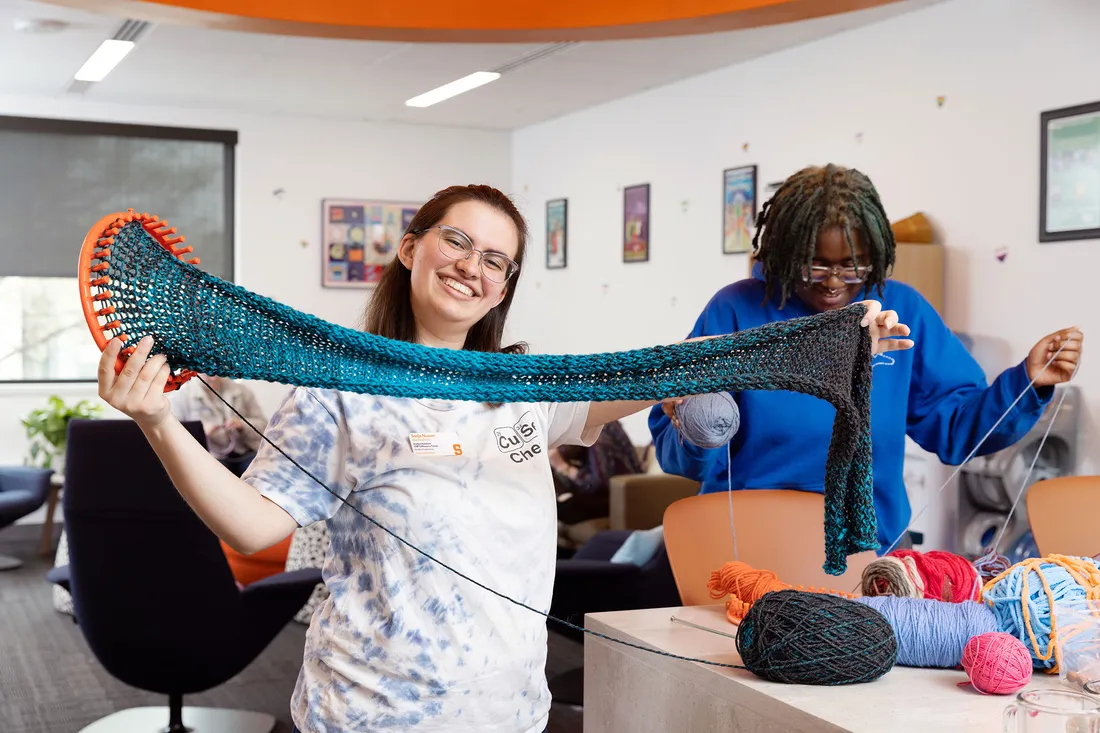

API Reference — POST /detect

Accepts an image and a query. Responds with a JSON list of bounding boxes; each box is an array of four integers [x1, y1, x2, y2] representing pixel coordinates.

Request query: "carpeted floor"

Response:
[[0, 523, 584, 733]]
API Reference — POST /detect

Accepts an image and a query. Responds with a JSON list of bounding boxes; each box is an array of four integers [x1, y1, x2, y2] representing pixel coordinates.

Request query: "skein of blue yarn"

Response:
[[854, 596, 1000, 668], [675, 392, 740, 448], [982, 556, 1100, 670]]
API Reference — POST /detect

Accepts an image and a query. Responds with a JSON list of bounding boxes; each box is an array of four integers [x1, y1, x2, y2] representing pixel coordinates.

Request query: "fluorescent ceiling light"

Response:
[[74, 39, 135, 82], [405, 71, 501, 108]]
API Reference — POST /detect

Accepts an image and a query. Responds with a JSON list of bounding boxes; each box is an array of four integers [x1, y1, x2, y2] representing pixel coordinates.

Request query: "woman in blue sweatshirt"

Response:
[[649, 164, 1083, 552]]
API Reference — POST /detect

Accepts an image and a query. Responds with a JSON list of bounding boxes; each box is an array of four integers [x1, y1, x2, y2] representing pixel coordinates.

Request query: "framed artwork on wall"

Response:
[[322, 198, 420, 288], [623, 183, 650, 263], [722, 164, 757, 254], [1040, 100, 1100, 243], [546, 198, 567, 270]]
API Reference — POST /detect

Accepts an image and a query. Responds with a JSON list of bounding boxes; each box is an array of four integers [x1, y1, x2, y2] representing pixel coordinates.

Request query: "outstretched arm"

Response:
[[907, 309, 1080, 463], [98, 336, 299, 554]]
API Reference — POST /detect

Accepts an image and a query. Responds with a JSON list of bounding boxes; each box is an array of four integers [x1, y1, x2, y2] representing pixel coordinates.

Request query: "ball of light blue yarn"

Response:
[[982, 557, 1100, 670], [675, 392, 740, 449], [854, 596, 1000, 668]]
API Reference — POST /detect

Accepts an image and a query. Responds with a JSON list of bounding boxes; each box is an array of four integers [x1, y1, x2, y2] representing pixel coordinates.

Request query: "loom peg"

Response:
[[92, 291, 113, 301]]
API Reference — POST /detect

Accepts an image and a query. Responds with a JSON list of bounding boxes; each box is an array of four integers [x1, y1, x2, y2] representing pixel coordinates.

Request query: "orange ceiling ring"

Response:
[[42, 0, 904, 41]]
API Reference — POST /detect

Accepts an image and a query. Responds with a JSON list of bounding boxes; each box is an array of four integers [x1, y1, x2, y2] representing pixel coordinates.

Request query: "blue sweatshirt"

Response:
[[648, 263, 1053, 551]]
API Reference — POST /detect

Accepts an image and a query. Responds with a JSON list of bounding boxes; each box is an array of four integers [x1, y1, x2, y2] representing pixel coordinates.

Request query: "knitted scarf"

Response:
[[84, 217, 877, 574]]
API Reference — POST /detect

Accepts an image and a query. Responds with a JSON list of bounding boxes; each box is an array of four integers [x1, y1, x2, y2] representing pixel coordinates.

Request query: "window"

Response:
[[0, 115, 236, 383]]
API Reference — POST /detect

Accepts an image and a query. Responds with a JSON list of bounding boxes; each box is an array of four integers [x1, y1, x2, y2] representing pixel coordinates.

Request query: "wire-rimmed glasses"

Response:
[[802, 263, 873, 285], [416, 224, 519, 284]]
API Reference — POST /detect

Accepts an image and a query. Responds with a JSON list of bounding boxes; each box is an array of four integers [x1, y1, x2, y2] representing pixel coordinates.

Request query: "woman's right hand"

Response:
[[98, 335, 173, 430]]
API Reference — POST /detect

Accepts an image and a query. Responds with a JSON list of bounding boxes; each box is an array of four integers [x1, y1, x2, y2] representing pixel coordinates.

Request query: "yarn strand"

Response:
[[880, 337, 1074, 558], [194, 375, 759, 672], [985, 372, 1077, 557]]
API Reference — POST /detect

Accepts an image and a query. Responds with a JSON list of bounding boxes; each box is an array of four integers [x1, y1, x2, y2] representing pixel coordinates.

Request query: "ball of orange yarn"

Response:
[[960, 632, 1032, 695], [708, 562, 789, 622], [708, 561, 853, 623]]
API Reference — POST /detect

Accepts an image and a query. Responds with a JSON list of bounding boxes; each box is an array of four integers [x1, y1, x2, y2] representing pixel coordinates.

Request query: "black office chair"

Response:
[[0, 466, 53, 570], [46, 418, 320, 733], [547, 529, 681, 706]]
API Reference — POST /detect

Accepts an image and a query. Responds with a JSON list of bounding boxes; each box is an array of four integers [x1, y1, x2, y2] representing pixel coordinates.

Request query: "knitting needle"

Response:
[[669, 615, 739, 641]]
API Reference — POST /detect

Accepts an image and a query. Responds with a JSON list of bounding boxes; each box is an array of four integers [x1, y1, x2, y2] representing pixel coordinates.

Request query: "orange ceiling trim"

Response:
[[42, 0, 904, 41]]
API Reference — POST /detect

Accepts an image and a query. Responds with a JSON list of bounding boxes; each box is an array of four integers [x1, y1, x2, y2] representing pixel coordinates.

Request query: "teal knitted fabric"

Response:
[[86, 219, 876, 574]]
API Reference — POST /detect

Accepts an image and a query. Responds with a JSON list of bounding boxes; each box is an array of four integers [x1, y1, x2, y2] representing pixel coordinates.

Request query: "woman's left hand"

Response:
[[1025, 326, 1083, 387], [856, 300, 915, 356]]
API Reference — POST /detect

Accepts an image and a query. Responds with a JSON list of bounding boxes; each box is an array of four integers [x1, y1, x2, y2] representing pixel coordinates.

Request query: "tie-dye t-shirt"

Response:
[[242, 387, 600, 733]]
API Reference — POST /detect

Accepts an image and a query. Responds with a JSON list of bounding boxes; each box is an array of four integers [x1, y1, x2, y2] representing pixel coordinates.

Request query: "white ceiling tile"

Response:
[[1, 0, 948, 130]]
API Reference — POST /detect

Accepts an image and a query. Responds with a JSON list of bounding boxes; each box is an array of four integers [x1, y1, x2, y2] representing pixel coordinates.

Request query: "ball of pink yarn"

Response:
[[961, 632, 1032, 695]]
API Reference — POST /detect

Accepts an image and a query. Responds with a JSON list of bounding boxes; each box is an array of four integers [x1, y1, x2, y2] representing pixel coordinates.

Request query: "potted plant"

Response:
[[22, 395, 103, 475]]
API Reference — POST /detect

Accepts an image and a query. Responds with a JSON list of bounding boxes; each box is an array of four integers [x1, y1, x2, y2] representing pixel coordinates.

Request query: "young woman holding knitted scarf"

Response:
[[651, 164, 1083, 554], [97, 184, 911, 733]]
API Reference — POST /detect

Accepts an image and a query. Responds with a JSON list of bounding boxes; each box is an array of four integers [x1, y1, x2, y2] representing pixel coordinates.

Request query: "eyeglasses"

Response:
[[802, 264, 873, 285], [415, 224, 520, 284]]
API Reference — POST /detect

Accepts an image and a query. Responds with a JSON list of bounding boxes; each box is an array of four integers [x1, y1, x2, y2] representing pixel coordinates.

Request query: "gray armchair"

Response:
[[0, 466, 53, 570]]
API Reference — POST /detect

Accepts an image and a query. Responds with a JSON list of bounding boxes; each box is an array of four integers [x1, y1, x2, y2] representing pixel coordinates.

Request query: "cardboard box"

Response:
[[892, 243, 944, 315]]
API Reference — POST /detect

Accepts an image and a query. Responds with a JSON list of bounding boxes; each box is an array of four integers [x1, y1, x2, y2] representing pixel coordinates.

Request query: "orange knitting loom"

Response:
[[708, 560, 857, 624], [78, 209, 201, 392]]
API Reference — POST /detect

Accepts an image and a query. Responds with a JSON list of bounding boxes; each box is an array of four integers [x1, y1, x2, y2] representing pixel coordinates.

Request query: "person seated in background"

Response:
[[550, 419, 644, 555], [169, 375, 267, 476], [650, 163, 1083, 554]]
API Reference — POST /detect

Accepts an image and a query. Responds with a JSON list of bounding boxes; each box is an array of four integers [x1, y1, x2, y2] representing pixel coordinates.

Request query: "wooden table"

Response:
[[39, 472, 63, 557], [583, 604, 1066, 733]]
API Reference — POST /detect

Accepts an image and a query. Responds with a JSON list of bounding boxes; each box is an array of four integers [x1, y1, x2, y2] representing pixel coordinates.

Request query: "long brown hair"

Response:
[[362, 184, 528, 354]]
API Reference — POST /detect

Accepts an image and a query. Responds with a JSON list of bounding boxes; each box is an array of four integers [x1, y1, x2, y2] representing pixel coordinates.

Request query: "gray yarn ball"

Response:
[[675, 392, 740, 448]]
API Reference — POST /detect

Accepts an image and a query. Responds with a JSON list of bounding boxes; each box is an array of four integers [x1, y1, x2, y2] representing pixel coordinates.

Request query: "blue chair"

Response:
[[0, 466, 53, 570], [46, 419, 320, 733]]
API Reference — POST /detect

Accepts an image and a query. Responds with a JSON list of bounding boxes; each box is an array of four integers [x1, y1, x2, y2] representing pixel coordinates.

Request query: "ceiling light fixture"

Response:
[[74, 39, 135, 82], [405, 71, 501, 108], [13, 18, 69, 34]]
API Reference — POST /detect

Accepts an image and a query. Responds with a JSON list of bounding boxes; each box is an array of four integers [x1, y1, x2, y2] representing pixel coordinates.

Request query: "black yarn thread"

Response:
[[737, 589, 898, 685], [195, 377, 900, 685]]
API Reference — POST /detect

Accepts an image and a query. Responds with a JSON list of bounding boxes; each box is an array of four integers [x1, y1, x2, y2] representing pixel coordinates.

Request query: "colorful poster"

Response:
[[623, 184, 649, 263], [546, 198, 567, 269], [723, 165, 757, 254], [322, 198, 421, 288]]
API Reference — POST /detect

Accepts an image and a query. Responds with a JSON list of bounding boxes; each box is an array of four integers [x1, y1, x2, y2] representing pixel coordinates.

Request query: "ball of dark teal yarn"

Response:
[[674, 392, 740, 448], [736, 590, 898, 685]]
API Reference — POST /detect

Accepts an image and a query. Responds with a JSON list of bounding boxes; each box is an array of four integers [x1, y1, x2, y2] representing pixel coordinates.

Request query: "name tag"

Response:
[[408, 432, 463, 457]]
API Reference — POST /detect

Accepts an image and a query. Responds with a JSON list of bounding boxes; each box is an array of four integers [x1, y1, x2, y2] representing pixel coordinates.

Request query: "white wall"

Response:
[[0, 93, 511, 479], [509, 0, 1100, 549]]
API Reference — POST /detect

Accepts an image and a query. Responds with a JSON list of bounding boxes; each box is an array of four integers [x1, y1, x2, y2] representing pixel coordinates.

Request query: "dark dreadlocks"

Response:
[[751, 164, 896, 309]]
